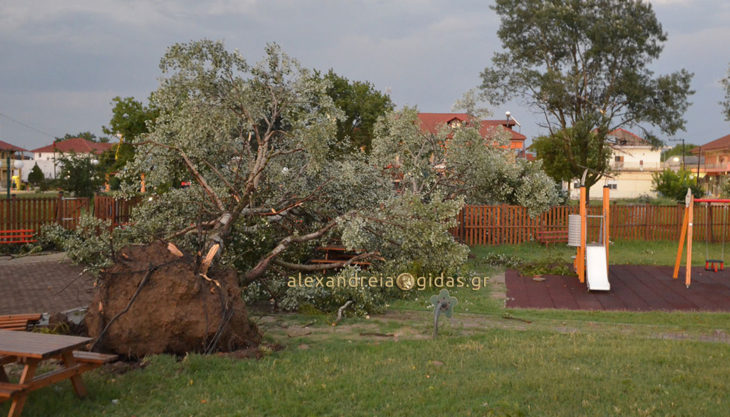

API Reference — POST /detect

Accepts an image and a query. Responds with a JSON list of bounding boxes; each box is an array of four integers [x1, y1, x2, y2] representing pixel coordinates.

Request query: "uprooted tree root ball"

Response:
[[85, 240, 261, 357]]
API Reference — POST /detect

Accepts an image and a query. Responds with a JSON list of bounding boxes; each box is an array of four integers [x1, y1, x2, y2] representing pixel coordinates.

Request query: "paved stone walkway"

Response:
[[0, 252, 95, 315]]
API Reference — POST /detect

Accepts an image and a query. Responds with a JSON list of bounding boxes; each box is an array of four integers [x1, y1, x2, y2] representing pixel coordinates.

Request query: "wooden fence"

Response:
[[452, 204, 730, 246], [0, 193, 137, 233], [93, 195, 137, 229]]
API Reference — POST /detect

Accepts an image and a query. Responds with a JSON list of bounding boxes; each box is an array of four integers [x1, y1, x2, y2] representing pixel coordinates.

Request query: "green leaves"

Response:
[[651, 169, 702, 202], [483, 0, 694, 187]]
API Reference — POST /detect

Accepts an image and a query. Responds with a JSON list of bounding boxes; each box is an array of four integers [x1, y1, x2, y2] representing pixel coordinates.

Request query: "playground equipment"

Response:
[[568, 180, 611, 291], [673, 189, 730, 287]]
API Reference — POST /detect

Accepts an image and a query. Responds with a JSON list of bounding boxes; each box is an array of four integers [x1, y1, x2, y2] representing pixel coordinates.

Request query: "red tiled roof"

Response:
[[30, 138, 113, 155], [417, 113, 525, 142], [607, 128, 648, 146], [0, 140, 27, 152], [696, 134, 730, 152]]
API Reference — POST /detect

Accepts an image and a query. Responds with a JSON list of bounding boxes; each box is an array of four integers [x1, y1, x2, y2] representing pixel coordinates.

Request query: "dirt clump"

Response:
[[85, 240, 260, 357]]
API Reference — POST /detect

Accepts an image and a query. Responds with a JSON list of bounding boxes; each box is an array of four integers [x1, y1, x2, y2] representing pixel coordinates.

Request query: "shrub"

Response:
[[652, 169, 702, 201]]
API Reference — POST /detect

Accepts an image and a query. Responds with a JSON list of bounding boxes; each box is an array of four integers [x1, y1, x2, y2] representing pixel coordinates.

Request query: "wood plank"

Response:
[[72, 351, 117, 364], [0, 331, 91, 359]]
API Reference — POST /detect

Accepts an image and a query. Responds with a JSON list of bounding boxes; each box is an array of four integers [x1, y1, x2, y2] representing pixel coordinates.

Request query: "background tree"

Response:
[[101, 96, 159, 189], [55, 131, 109, 143], [652, 169, 702, 201], [722, 64, 730, 121], [27, 163, 45, 189], [319, 70, 394, 153], [531, 125, 612, 189], [661, 143, 696, 162], [57, 154, 103, 197], [480, 0, 693, 200]]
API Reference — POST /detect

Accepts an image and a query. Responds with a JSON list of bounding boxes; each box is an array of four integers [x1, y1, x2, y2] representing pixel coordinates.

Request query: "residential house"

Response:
[[29, 137, 113, 180], [416, 113, 526, 151], [691, 133, 730, 196], [572, 128, 664, 199], [0, 140, 27, 190]]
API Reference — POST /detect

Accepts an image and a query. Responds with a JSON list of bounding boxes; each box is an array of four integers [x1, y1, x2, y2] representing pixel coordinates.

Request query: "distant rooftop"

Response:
[[30, 138, 113, 155], [0, 139, 27, 153], [417, 113, 526, 142]]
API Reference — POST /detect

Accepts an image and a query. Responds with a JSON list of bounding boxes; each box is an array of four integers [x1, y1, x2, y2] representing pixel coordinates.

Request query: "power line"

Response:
[[0, 112, 57, 139]]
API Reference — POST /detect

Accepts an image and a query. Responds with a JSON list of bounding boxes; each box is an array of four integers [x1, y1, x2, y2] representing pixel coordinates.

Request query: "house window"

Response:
[[609, 184, 617, 190]]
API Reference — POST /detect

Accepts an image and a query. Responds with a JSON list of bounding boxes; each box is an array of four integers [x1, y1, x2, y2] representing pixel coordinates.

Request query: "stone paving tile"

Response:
[[0, 254, 95, 315]]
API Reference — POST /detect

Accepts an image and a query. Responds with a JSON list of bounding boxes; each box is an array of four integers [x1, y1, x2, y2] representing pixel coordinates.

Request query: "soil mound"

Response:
[[85, 240, 260, 357]]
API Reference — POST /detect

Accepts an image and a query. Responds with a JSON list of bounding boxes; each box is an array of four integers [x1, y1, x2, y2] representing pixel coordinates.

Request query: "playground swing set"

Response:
[[673, 189, 730, 288]]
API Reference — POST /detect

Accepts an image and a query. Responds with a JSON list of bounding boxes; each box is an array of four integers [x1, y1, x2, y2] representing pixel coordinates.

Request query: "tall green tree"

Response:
[[480, 0, 693, 199], [101, 96, 159, 188], [319, 70, 393, 153], [531, 125, 612, 186]]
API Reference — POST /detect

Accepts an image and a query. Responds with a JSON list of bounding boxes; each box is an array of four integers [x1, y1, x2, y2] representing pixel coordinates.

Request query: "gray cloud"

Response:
[[0, 0, 727, 150]]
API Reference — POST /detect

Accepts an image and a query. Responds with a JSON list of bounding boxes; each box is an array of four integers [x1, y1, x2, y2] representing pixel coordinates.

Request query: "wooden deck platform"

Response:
[[505, 265, 730, 312]]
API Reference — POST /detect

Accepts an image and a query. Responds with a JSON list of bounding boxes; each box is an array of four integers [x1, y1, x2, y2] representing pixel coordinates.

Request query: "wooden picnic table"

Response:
[[0, 330, 113, 417]]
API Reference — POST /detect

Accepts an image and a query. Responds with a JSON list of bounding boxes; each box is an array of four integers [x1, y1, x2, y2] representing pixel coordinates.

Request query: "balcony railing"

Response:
[[700, 162, 730, 172], [611, 161, 662, 171]]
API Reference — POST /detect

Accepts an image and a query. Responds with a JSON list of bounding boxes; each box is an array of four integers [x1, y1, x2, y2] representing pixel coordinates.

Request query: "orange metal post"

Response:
[[673, 206, 689, 279], [603, 185, 610, 273], [140, 173, 146, 193], [578, 187, 586, 283], [685, 195, 694, 287]]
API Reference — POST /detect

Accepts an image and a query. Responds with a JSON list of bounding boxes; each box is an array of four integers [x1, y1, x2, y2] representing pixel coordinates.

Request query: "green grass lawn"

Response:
[[3, 240, 730, 416]]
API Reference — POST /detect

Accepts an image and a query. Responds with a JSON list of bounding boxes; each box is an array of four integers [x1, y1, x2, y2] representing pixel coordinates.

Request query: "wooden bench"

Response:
[[535, 229, 568, 247], [0, 315, 42, 332], [0, 382, 29, 400], [309, 245, 384, 268], [71, 351, 118, 365], [0, 230, 36, 245]]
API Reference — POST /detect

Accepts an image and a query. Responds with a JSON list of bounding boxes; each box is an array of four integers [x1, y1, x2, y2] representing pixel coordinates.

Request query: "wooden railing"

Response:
[[452, 204, 730, 246]]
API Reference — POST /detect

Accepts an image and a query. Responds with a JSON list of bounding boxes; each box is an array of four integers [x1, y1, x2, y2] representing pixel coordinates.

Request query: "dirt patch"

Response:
[[85, 241, 261, 357]]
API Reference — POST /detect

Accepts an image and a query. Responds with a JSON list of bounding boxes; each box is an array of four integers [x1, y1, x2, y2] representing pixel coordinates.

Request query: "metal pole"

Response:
[[6, 155, 10, 199], [697, 146, 701, 187]]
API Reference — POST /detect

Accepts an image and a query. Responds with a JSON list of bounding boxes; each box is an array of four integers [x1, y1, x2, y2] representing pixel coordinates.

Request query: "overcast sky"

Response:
[[1, 0, 728, 151]]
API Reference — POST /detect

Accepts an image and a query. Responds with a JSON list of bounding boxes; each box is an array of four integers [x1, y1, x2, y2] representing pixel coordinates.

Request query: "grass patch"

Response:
[[4, 240, 730, 416], [5, 329, 729, 416]]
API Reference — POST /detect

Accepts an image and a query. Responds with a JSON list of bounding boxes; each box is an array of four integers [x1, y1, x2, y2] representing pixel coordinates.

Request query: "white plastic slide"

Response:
[[586, 245, 610, 291]]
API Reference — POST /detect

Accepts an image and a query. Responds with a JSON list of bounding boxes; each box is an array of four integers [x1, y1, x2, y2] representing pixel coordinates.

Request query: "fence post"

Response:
[[10, 194, 17, 230], [55, 191, 64, 226]]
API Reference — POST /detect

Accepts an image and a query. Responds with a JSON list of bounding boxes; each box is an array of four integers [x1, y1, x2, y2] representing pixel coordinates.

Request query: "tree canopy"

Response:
[[318, 70, 394, 153], [100, 96, 159, 187], [661, 143, 696, 163], [106, 40, 558, 313], [480, 0, 693, 196]]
